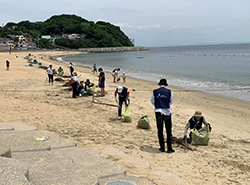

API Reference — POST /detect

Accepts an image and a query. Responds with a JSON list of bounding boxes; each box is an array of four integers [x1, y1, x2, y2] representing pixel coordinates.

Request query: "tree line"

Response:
[[0, 14, 134, 49]]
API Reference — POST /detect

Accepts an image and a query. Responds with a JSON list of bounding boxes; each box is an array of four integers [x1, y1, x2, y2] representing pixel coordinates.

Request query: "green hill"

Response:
[[0, 14, 134, 49]]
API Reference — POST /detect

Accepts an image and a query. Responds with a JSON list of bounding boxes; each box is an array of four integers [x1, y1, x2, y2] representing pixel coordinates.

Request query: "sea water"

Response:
[[62, 44, 250, 102]]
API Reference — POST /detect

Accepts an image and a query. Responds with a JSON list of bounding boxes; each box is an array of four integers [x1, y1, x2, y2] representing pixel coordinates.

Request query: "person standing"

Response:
[[46, 64, 55, 86], [6, 59, 10, 71], [93, 63, 97, 74], [151, 79, 175, 153], [114, 86, 130, 120], [98, 68, 105, 97], [122, 72, 126, 83], [71, 72, 78, 98], [69, 63, 74, 76]]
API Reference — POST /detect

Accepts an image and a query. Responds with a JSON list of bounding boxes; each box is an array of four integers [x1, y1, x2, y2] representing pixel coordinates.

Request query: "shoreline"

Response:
[[56, 52, 250, 103], [0, 50, 249, 185]]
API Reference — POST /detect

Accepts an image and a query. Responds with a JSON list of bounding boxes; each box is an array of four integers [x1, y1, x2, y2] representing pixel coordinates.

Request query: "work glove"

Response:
[[183, 135, 187, 140], [126, 99, 129, 105], [208, 123, 212, 132], [115, 98, 118, 102]]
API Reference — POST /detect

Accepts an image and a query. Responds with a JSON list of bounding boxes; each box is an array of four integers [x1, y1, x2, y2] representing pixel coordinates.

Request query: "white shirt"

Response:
[[47, 67, 54, 75], [151, 86, 173, 116], [72, 75, 77, 82]]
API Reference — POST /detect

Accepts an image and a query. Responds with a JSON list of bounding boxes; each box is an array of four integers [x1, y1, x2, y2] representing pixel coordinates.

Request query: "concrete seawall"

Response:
[[79, 46, 149, 53]]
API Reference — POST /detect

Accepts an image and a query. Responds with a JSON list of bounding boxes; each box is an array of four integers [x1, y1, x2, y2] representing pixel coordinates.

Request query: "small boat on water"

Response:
[[138, 56, 144, 59]]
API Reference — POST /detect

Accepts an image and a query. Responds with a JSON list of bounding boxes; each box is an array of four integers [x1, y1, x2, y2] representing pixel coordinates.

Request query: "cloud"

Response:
[[115, 23, 132, 28]]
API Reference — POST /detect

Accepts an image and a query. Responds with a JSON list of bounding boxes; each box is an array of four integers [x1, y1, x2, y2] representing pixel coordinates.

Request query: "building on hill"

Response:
[[41, 35, 52, 40], [5, 35, 18, 42], [0, 43, 9, 51], [62, 33, 81, 40], [17, 41, 36, 50], [23, 33, 33, 42], [16, 35, 26, 42], [0, 38, 15, 50]]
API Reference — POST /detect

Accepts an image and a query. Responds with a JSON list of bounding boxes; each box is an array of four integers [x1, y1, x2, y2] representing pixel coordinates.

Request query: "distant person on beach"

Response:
[[151, 79, 175, 153], [183, 111, 211, 142], [77, 81, 87, 96], [6, 59, 10, 71], [57, 66, 64, 76], [122, 72, 126, 83], [34, 56, 37, 63], [69, 63, 74, 76], [46, 64, 55, 86], [115, 86, 130, 120], [98, 68, 105, 97], [71, 72, 79, 98], [92, 63, 97, 74], [112, 68, 120, 83]]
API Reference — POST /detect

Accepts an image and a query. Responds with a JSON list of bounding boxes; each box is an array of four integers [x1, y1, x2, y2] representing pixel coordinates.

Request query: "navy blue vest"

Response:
[[189, 116, 204, 129], [117, 87, 128, 100], [153, 87, 171, 108]]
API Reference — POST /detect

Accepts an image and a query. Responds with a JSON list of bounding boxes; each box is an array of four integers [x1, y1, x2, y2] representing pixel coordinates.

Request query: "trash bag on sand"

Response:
[[191, 125, 210, 145], [117, 74, 121, 82], [121, 106, 132, 123], [86, 86, 97, 95], [137, 115, 151, 129]]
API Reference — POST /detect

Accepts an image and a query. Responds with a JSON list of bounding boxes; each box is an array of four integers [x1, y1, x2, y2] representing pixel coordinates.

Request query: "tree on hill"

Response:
[[1, 14, 134, 49]]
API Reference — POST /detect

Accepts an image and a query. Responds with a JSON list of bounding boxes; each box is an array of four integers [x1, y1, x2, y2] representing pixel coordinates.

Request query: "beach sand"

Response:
[[0, 50, 249, 185]]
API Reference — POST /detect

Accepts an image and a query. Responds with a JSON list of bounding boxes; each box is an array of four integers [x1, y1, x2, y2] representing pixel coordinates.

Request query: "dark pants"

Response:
[[155, 112, 173, 151], [48, 74, 53, 83], [118, 98, 129, 116], [72, 82, 78, 98]]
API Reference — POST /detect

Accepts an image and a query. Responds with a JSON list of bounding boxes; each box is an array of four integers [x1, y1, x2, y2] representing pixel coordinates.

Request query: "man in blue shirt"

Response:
[[151, 79, 175, 153]]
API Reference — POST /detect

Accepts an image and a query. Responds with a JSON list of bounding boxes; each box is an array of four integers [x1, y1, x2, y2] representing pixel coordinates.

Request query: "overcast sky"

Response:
[[1, 0, 249, 47]]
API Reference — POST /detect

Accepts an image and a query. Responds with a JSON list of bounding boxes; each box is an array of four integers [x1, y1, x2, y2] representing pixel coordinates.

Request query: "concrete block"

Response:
[[0, 157, 30, 185]]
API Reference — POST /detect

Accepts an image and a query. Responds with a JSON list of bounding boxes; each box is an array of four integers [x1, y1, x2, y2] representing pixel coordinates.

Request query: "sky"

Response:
[[1, 0, 250, 47]]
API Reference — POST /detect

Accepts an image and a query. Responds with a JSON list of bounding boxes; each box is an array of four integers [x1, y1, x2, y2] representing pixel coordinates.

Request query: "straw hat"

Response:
[[193, 111, 202, 117]]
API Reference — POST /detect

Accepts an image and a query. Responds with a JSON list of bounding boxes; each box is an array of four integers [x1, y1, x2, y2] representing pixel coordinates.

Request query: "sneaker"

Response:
[[118, 116, 121, 120], [167, 149, 175, 153], [113, 81, 117, 83], [159, 148, 165, 152]]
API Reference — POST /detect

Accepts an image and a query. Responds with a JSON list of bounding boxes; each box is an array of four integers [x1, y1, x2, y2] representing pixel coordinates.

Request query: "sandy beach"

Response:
[[0, 50, 249, 185]]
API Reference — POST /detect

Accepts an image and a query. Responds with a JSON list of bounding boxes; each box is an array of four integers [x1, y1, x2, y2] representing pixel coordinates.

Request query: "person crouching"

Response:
[[114, 86, 130, 120]]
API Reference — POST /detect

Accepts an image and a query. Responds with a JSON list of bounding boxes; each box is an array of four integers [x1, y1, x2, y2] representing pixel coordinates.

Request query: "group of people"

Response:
[[150, 78, 211, 153], [70, 71, 95, 98], [47, 62, 211, 154], [112, 68, 126, 83]]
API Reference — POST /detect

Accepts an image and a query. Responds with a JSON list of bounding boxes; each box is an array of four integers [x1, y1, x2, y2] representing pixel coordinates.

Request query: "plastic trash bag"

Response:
[[117, 74, 121, 82], [190, 125, 210, 145], [86, 86, 97, 95], [137, 115, 151, 129], [121, 106, 132, 123]]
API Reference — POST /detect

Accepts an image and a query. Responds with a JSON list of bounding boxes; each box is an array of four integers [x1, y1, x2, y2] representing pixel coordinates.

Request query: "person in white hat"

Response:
[[183, 111, 211, 142], [114, 86, 130, 119]]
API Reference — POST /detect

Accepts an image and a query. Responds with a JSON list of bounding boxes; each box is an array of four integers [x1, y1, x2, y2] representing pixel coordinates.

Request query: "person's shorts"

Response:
[[99, 81, 105, 88], [111, 73, 115, 77]]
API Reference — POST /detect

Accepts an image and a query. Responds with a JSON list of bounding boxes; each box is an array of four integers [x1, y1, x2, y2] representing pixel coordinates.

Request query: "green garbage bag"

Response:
[[190, 125, 210, 145], [86, 86, 97, 95], [117, 74, 121, 82], [121, 106, 132, 123], [137, 115, 151, 129]]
